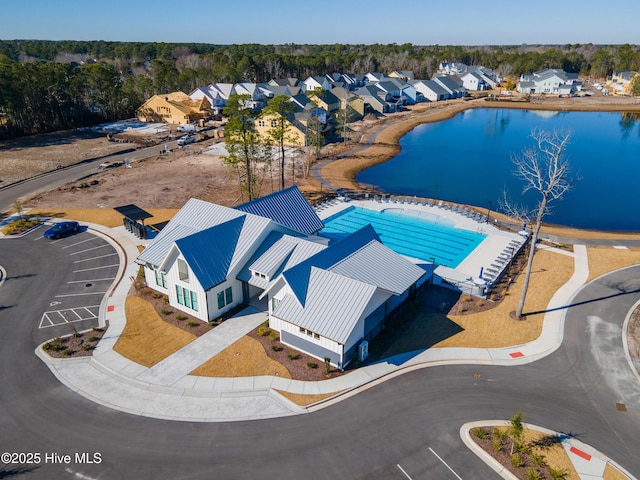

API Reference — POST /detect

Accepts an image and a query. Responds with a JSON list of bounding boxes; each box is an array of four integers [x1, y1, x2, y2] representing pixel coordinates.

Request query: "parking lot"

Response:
[[29, 223, 120, 336]]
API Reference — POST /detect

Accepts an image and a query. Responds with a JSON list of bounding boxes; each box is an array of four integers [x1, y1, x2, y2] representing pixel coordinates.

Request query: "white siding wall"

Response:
[[165, 253, 208, 322], [144, 266, 168, 295], [205, 279, 242, 321], [270, 316, 343, 360]]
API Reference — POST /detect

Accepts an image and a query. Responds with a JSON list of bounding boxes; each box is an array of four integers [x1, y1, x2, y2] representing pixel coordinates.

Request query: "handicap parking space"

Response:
[[33, 226, 120, 335]]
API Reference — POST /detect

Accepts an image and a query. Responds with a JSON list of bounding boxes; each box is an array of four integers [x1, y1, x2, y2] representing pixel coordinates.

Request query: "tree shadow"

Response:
[[524, 288, 640, 317], [2, 273, 36, 281], [0, 465, 40, 478]]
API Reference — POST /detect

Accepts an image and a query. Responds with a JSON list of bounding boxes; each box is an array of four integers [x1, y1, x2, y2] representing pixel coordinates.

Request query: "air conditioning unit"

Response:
[[359, 340, 369, 361]]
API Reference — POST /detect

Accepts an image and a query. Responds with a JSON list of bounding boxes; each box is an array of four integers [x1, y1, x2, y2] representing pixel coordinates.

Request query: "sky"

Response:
[[2, 0, 639, 46]]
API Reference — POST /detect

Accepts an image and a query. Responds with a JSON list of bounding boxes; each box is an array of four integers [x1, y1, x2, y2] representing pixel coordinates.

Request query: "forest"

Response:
[[1, 40, 639, 139]]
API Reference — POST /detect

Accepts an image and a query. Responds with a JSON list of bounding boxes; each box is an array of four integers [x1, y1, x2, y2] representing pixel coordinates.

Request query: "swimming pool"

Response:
[[319, 206, 486, 268]]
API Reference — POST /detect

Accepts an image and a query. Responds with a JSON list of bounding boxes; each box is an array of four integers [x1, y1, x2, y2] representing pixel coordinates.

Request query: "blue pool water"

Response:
[[356, 109, 640, 231], [319, 206, 486, 268]]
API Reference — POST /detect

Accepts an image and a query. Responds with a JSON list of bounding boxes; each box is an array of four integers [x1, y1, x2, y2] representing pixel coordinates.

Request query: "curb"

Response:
[[460, 421, 638, 480]]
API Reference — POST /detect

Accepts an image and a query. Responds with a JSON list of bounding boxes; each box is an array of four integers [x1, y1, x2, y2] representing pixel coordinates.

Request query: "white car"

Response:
[[177, 135, 195, 146]]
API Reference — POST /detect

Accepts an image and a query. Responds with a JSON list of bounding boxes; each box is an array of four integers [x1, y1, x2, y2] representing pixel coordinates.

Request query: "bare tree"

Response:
[[502, 129, 574, 320]]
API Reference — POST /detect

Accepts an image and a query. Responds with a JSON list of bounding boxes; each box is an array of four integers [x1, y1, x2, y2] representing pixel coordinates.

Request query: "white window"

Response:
[[177, 259, 189, 282]]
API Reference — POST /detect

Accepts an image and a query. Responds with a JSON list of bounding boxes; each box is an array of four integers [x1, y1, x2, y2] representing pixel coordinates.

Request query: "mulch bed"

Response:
[[471, 426, 565, 480], [132, 277, 212, 337], [248, 327, 345, 382], [42, 326, 107, 358]]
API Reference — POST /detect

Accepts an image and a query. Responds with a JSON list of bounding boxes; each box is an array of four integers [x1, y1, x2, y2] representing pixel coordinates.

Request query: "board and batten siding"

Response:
[[205, 279, 241, 321], [165, 254, 208, 322], [270, 315, 343, 363]]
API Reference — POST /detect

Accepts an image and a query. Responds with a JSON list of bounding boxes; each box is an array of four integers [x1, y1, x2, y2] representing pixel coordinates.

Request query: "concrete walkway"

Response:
[[30, 221, 638, 478]]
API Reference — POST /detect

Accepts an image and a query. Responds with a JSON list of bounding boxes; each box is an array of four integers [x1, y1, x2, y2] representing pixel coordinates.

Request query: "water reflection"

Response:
[[619, 112, 640, 139], [484, 109, 512, 137]]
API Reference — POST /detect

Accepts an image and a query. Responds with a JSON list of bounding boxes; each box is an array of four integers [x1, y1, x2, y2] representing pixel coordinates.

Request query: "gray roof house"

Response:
[[433, 76, 467, 98], [409, 79, 449, 102], [517, 68, 581, 94]]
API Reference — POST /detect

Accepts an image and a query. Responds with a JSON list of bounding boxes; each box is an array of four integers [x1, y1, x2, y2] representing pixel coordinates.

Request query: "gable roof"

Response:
[[273, 267, 376, 344], [235, 186, 324, 235], [176, 216, 245, 290], [282, 224, 380, 306]]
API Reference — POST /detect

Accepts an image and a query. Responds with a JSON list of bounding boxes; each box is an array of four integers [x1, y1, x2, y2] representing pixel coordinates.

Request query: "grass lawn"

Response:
[[586, 246, 640, 283], [190, 336, 291, 378], [114, 295, 196, 367]]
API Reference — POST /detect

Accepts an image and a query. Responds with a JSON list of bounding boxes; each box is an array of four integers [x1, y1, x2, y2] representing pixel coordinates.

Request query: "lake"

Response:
[[356, 108, 640, 231]]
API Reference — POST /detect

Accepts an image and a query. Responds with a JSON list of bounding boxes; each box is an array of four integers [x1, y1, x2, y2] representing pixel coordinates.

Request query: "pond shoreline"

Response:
[[316, 96, 640, 239]]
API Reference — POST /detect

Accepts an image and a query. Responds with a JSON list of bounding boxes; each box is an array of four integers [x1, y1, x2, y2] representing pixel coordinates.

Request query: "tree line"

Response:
[[1, 40, 639, 139]]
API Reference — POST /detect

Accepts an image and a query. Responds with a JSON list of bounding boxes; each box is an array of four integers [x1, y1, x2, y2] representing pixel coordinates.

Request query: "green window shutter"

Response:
[[176, 285, 184, 305], [184, 287, 191, 308], [217, 291, 225, 309]]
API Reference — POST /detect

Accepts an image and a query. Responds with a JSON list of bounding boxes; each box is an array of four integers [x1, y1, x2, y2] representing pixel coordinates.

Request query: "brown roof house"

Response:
[[137, 92, 211, 124]]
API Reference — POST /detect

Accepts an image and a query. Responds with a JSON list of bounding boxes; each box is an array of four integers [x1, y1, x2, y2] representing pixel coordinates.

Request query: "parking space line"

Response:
[[74, 264, 119, 273], [39, 305, 100, 329], [428, 448, 463, 480], [67, 278, 115, 284], [54, 292, 107, 298], [63, 238, 95, 249], [69, 245, 110, 256], [396, 464, 413, 480], [74, 253, 118, 263]]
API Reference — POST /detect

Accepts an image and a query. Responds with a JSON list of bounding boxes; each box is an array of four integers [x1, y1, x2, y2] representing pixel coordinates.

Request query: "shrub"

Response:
[[526, 468, 543, 480], [548, 467, 568, 480], [161, 309, 172, 315], [262, 320, 269, 328], [494, 428, 507, 442], [176, 315, 187, 321], [510, 453, 524, 468], [62, 348, 73, 356], [306, 362, 318, 369], [82, 343, 92, 351], [187, 321, 198, 327], [324, 356, 331, 374], [287, 352, 297, 360], [268, 331, 278, 341], [163, 295, 169, 303], [71, 327, 81, 338], [530, 452, 546, 467], [492, 439, 503, 452], [271, 345, 281, 352], [472, 427, 488, 439], [257, 326, 267, 336], [88, 336, 99, 342], [92, 327, 104, 332]]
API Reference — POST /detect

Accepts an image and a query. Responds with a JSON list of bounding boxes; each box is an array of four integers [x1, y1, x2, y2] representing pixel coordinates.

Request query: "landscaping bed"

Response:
[[248, 325, 345, 382], [42, 327, 107, 358]]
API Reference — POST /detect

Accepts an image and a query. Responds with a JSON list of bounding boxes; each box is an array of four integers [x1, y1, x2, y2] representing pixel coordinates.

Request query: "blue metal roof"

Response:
[[175, 216, 245, 290], [235, 186, 324, 235], [283, 224, 380, 306]]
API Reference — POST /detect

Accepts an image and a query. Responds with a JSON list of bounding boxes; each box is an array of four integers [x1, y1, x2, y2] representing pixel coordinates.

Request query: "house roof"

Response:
[[235, 186, 324, 235], [273, 267, 376, 344], [136, 198, 276, 269], [176, 216, 245, 290]]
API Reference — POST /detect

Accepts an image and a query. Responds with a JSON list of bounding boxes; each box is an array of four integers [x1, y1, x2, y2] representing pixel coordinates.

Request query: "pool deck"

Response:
[[315, 196, 526, 293]]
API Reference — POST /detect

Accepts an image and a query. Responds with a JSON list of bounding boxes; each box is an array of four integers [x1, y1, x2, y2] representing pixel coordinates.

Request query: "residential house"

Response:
[[303, 75, 333, 93], [355, 85, 399, 114], [307, 90, 341, 113], [137, 92, 211, 124], [365, 72, 387, 82], [517, 68, 581, 94], [233, 82, 266, 110], [330, 87, 365, 118], [342, 73, 368, 90], [460, 72, 489, 91], [189, 83, 235, 115], [255, 109, 307, 146], [409, 79, 449, 102], [608, 71, 638, 95], [389, 70, 415, 81], [375, 78, 421, 105], [433, 76, 467, 98], [438, 61, 468, 75]]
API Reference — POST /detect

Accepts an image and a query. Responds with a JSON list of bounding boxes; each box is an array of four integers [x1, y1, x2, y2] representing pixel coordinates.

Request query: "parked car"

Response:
[[43, 221, 79, 239], [177, 135, 195, 146], [177, 124, 196, 133]]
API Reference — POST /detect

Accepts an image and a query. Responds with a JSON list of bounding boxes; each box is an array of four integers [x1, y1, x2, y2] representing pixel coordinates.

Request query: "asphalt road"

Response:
[[0, 140, 180, 213], [1, 230, 639, 479]]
